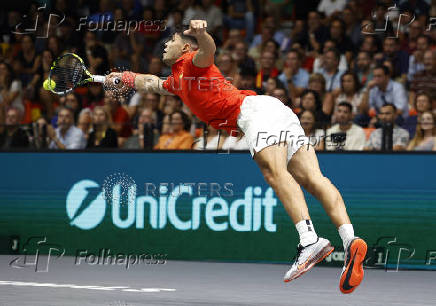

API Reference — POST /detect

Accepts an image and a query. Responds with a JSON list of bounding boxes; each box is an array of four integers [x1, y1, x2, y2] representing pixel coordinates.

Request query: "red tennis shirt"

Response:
[[162, 51, 257, 133]]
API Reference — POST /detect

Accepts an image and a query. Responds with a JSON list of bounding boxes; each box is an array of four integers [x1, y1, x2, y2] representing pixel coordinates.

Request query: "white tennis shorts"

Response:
[[237, 95, 309, 163]]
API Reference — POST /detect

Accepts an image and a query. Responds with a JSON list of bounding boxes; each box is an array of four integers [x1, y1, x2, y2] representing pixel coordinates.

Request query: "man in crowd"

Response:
[[48, 107, 86, 149], [326, 102, 366, 151]]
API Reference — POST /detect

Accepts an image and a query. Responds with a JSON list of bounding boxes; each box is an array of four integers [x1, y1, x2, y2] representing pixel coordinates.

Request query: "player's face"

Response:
[[162, 34, 185, 66]]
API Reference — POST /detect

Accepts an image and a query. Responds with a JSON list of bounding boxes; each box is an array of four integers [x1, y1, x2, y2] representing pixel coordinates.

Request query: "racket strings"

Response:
[[50, 55, 84, 94]]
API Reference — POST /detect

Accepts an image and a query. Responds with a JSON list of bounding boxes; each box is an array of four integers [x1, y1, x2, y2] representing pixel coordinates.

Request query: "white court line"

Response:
[[0, 281, 176, 293]]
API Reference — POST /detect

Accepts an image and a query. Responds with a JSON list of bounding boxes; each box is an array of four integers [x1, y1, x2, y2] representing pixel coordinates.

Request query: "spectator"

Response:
[[216, 51, 238, 82], [0, 61, 24, 115], [104, 91, 132, 139], [327, 18, 355, 59], [300, 89, 330, 129], [14, 34, 40, 87], [249, 39, 282, 71], [154, 111, 194, 150], [326, 102, 366, 151], [408, 35, 431, 81], [77, 108, 93, 141], [250, 16, 286, 49], [236, 67, 263, 94], [87, 106, 117, 148], [255, 50, 280, 90], [306, 11, 329, 52], [231, 41, 256, 71], [354, 51, 374, 88], [362, 65, 408, 125], [329, 71, 364, 124], [313, 40, 348, 73], [378, 37, 409, 82], [278, 49, 309, 100], [409, 50, 436, 111], [404, 92, 433, 138], [123, 107, 160, 149], [342, 7, 361, 48], [48, 107, 86, 149], [298, 109, 324, 151], [407, 111, 436, 151], [0, 107, 29, 149], [314, 48, 345, 92], [365, 104, 409, 151]]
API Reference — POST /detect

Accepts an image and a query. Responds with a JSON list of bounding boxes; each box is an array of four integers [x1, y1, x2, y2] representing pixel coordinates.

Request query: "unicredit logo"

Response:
[[66, 180, 278, 232]]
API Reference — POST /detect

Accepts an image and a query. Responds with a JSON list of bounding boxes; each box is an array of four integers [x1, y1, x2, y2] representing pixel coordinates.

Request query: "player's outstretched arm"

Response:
[[184, 20, 216, 68], [105, 72, 173, 96]]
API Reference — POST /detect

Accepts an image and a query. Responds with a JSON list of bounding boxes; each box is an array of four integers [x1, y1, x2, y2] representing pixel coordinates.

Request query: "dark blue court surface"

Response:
[[0, 256, 434, 306]]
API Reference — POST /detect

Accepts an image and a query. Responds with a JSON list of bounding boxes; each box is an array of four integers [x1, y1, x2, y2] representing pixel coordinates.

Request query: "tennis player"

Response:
[[105, 20, 367, 294]]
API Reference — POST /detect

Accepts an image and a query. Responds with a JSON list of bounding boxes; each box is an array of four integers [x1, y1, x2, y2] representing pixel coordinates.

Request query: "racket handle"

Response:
[[92, 75, 106, 83]]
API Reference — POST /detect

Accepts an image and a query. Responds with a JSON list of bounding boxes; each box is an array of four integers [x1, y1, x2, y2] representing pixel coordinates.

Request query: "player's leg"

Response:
[[253, 143, 333, 282], [287, 145, 367, 294]]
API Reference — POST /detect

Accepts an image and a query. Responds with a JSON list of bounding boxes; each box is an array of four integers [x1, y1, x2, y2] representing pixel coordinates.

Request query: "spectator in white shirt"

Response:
[[48, 107, 86, 149], [326, 102, 366, 151]]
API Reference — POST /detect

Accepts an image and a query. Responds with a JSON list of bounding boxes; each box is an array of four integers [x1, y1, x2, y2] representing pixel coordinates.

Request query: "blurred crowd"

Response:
[[1, 0, 436, 151]]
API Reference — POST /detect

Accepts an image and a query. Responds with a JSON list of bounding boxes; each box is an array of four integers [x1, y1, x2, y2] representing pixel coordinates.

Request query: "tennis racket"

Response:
[[47, 53, 120, 95]]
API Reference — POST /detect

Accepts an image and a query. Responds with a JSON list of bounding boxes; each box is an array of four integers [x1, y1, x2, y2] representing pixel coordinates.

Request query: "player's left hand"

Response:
[[184, 20, 208, 37]]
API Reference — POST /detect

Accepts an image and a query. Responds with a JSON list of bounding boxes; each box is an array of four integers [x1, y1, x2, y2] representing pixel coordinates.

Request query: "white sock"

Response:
[[338, 224, 355, 249], [296, 219, 318, 247]]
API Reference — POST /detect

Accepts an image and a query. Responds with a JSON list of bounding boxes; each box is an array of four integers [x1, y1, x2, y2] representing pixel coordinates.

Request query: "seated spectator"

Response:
[[326, 102, 366, 151], [250, 40, 283, 72], [255, 50, 280, 91], [0, 107, 29, 149], [83, 83, 104, 110], [408, 35, 431, 81], [216, 51, 238, 82], [306, 11, 329, 53], [154, 111, 194, 150], [354, 51, 374, 88], [48, 106, 86, 149], [298, 109, 324, 151], [317, 0, 347, 17], [409, 50, 436, 113], [0, 61, 24, 114], [123, 108, 160, 150], [249, 16, 286, 49], [313, 40, 348, 74], [13, 34, 40, 87], [300, 89, 331, 129], [265, 77, 284, 96], [365, 104, 409, 151], [87, 106, 118, 148], [407, 111, 436, 151], [278, 49, 309, 100], [313, 48, 345, 92], [307, 73, 327, 101], [404, 92, 433, 138], [326, 18, 355, 61], [30, 116, 50, 149], [104, 91, 132, 138], [329, 71, 364, 124], [377, 37, 409, 83], [362, 65, 409, 126], [77, 108, 93, 141], [235, 67, 263, 94], [194, 125, 226, 150], [183, 0, 223, 36], [231, 41, 256, 71]]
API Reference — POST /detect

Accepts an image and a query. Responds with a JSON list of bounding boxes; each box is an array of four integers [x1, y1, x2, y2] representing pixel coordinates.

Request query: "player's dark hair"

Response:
[[337, 101, 353, 112]]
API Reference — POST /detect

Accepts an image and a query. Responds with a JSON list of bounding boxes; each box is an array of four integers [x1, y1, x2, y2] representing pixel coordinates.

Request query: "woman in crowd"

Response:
[[298, 109, 325, 151], [299, 89, 331, 129], [87, 106, 118, 148], [154, 111, 194, 150], [407, 111, 436, 151]]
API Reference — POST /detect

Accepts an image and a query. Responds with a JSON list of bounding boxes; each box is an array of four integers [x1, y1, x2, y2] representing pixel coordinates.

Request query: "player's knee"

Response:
[[302, 174, 329, 195], [262, 167, 287, 189]]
